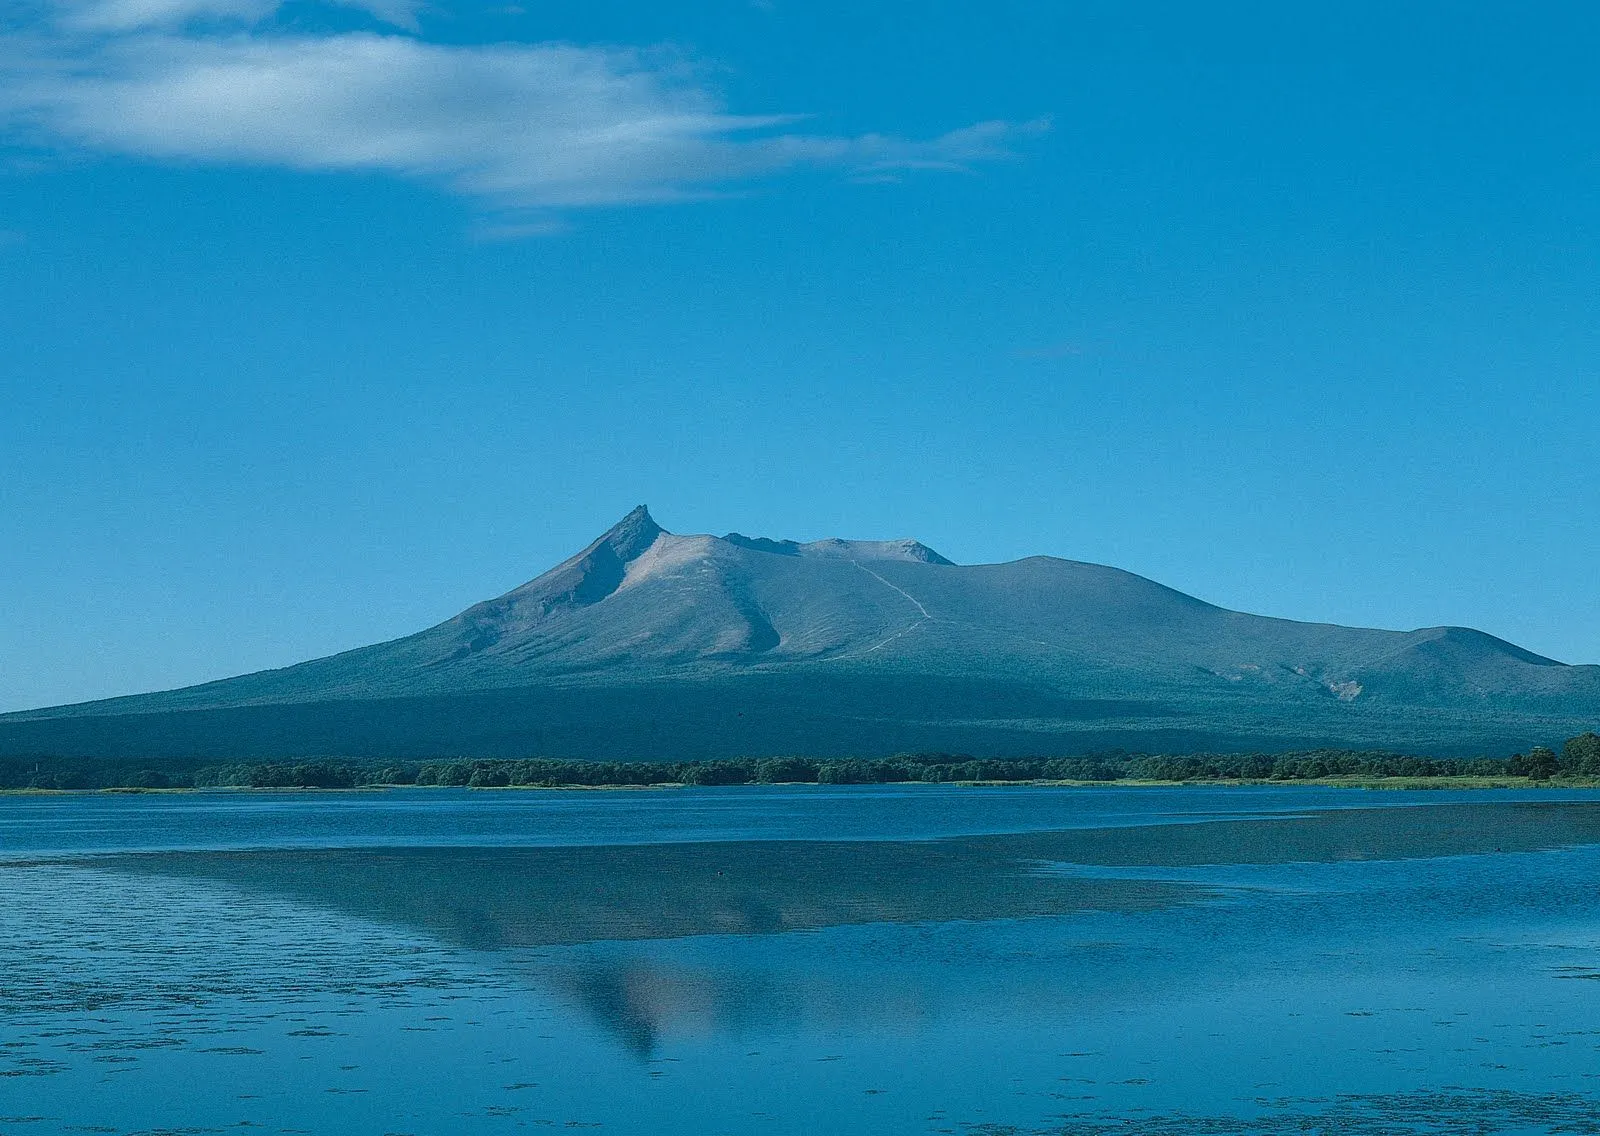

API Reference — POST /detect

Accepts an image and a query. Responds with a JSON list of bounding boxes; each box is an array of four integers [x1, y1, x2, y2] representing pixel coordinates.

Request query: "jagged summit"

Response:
[[598, 504, 665, 558], [512, 504, 959, 581], [417, 509, 960, 668], [477, 508, 953, 621], [3, 505, 1596, 760], [535, 505, 954, 572], [446, 504, 664, 640]]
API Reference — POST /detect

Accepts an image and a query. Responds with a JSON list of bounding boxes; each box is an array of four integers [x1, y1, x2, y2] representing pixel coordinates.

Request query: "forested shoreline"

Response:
[[3, 734, 1598, 790]]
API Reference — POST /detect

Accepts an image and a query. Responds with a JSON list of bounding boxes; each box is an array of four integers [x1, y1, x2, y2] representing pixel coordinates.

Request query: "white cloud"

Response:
[[59, 0, 277, 33], [53, 0, 421, 32], [0, 13, 1045, 214]]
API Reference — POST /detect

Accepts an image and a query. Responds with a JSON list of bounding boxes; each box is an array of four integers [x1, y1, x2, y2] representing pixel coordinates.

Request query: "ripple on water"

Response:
[[5, 794, 1600, 1135]]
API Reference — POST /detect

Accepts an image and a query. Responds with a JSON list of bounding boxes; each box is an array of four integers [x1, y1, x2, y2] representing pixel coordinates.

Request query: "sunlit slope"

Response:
[[3, 506, 1595, 758]]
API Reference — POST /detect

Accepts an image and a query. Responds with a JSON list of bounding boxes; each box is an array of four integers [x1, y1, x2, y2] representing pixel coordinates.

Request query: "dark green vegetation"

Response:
[[4, 509, 1598, 761], [1050, 1089, 1600, 1136], [6, 734, 1596, 790]]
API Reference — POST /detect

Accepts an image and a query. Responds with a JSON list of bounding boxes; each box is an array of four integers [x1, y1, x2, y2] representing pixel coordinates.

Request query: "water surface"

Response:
[[4, 785, 1600, 1134]]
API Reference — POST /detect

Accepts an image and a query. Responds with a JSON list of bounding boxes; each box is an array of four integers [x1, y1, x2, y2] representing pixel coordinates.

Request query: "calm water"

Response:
[[5, 785, 1600, 1135]]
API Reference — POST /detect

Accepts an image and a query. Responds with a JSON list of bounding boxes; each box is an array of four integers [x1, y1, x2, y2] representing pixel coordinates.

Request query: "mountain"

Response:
[[2, 506, 1596, 759]]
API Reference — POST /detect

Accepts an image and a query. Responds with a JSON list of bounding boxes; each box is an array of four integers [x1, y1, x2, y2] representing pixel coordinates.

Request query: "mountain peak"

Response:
[[452, 506, 665, 635], [601, 504, 664, 548]]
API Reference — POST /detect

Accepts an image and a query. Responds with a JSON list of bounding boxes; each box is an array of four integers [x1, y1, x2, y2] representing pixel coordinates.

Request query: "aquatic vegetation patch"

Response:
[[1036, 1088, 1600, 1135]]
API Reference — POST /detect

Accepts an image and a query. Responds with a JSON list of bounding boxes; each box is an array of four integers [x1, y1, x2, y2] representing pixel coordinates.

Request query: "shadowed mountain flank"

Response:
[[2, 507, 1595, 758]]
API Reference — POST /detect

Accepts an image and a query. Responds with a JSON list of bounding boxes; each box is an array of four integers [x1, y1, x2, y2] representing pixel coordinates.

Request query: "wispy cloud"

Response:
[[53, 0, 421, 32], [0, 1, 1046, 217]]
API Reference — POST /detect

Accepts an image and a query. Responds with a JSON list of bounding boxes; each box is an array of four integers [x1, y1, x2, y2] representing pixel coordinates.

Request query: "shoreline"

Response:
[[6, 774, 1600, 797]]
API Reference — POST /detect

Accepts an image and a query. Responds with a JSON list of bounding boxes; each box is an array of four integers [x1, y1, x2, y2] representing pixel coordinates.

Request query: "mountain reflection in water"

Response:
[[100, 836, 1197, 948], [82, 800, 1600, 1058], [96, 800, 1600, 947]]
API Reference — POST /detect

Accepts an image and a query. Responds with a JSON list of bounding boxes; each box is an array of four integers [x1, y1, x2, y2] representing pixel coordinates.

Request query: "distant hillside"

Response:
[[2, 506, 1595, 759]]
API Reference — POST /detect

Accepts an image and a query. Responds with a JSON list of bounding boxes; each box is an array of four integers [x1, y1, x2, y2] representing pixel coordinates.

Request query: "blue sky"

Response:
[[1, 1, 1597, 710]]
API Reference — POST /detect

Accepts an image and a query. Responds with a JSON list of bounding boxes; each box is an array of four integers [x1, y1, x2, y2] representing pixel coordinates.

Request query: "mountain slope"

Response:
[[2, 507, 1595, 759]]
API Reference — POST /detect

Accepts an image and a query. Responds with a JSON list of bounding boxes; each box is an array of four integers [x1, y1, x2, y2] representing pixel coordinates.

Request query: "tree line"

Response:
[[3, 733, 1598, 791]]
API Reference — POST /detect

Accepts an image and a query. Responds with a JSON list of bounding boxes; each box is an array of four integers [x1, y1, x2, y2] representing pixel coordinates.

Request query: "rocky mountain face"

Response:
[[3, 507, 1595, 759]]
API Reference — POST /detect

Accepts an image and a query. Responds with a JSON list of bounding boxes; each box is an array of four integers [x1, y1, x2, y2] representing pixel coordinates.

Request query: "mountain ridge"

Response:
[[1, 506, 1593, 759]]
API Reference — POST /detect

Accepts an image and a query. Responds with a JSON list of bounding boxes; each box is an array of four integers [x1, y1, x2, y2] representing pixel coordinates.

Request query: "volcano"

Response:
[[3, 506, 1595, 759]]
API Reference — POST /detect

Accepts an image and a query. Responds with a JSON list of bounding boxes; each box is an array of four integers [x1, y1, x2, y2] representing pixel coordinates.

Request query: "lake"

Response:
[[5, 784, 1600, 1135]]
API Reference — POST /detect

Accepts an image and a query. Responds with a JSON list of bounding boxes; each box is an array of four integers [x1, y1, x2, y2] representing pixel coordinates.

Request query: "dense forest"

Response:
[[2, 733, 1598, 791]]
